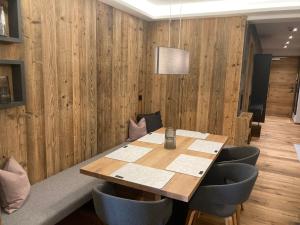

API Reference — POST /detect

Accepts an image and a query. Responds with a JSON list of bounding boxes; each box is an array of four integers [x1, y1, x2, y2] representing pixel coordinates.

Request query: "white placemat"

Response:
[[166, 154, 212, 177], [188, 139, 223, 154], [138, 132, 165, 144], [105, 145, 153, 162], [294, 144, 300, 161], [176, 129, 209, 139], [111, 163, 175, 189]]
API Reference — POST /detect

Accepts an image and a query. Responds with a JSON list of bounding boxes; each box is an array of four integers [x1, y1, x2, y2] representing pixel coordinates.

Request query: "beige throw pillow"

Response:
[[128, 118, 147, 141], [0, 157, 30, 214]]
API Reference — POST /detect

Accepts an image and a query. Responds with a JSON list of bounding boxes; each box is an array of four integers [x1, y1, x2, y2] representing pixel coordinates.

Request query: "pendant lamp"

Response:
[[154, 2, 190, 75]]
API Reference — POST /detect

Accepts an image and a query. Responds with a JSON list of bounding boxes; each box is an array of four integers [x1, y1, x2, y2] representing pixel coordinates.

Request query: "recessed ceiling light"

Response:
[[289, 35, 293, 39], [283, 45, 288, 48], [286, 41, 290, 45], [293, 27, 298, 32]]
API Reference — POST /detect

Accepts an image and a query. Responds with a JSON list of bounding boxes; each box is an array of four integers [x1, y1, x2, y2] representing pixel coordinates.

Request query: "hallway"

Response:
[[195, 116, 300, 225]]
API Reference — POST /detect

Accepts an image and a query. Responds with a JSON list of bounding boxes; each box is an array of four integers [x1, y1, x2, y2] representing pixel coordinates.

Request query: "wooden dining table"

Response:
[[80, 128, 228, 224]]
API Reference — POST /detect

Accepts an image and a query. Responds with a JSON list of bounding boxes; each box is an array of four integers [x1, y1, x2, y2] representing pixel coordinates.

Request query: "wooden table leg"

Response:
[[236, 206, 241, 225], [225, 216, 233, 225], [232, 213, 237, 225], [185, 209, 196, 225]]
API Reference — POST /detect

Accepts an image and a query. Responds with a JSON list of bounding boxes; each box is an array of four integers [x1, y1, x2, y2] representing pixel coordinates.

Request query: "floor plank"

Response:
[[194, 116, 300, 225]]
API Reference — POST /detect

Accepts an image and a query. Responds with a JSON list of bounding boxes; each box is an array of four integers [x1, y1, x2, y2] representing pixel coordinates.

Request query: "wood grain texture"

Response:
[[192, 116, 300, 225], [81, 128, 228, 202], [97, 3, 148, 152], [141, 17, 246, 145], [235, 112, 252, 146], [266, 57, 299, 117], [0, 1, 147, 183], [0, 1, 247, 184]]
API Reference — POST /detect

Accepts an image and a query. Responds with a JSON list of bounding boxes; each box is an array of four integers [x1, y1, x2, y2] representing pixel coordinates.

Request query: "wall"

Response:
[[97, 3, 147, 152], [0, 1, 246, 183], [0, 0, 147, 183], [239, 24, 262, 112], [140, 17, 246, 144], [0, 43, 26, 170], [266, 57, 299, 117]]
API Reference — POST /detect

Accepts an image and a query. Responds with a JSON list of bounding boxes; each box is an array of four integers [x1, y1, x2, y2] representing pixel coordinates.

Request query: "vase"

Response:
[[0, 6, 6, 36], [164, 127, 176, 149]]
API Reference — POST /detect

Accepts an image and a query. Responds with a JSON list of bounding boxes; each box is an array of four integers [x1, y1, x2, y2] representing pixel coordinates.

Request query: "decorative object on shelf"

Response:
[[154, 1, 190, 75], [164, 127, 176, 149], [0, 75, 11, 104], [0, 0, 8, 36]]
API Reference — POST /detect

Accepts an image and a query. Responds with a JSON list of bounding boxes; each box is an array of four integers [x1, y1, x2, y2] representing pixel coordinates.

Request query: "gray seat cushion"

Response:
[[1, 142, 128, 225]]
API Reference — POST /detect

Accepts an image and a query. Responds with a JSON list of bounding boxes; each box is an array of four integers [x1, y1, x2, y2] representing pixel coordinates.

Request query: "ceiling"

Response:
[[148, 0, 220, 4], [101, 0, 300, 21], [255, 21, 300, 56]]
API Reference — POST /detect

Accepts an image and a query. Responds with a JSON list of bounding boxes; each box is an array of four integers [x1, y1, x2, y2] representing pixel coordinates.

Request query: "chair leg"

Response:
[[185, 209, 197, 225], [225, 216, 233, 225], [232, 213, 237, 225], [236, 206, 241, 225]]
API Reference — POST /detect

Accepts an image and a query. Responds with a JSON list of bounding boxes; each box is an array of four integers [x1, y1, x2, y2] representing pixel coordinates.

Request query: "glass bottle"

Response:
[[164, 127, 176, 149]]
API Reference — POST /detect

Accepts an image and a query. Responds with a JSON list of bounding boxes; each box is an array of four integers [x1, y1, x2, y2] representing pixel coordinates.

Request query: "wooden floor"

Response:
[[194, 116, 300, 225]]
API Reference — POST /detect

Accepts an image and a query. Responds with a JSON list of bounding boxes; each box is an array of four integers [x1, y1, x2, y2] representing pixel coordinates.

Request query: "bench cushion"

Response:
[[1, 143, 127, 225]]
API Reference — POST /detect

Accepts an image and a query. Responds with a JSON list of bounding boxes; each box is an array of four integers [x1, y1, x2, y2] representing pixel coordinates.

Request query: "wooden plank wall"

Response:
[[0, 1, 246, 183], [141, 17, 246, 144], [266, 57, 299, 117], [0, 44, 26, 170], [0, 1, 147, 183], [97, 3, 148, 152]]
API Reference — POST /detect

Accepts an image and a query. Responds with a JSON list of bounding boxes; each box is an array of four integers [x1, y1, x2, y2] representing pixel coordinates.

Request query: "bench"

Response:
[[1, 143, 127, 225]]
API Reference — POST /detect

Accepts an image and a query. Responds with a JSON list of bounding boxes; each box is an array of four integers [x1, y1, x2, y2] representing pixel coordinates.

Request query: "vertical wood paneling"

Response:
[[97, 5, 148, 152], [1, 0, 100, 183], [23, 0, 47, 182], [143, 17, 246, 144], [0, 107, 27, 169], [266, 57, 299, 117], [0, 0, 247, 184], [56, 0, 74, 169], [41, 0, 60, 177], [97, 2, 113, 152]]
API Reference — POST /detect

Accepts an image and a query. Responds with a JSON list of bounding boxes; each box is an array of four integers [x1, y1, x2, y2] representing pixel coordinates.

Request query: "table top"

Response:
[[80, 128, 228, 202]]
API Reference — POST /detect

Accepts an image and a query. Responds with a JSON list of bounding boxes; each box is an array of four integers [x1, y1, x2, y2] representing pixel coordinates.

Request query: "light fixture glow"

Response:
[[154, 1, 190, 75], [286, 41, 290, 45], [293, 27, 298, 32], [115, 0, 300, 20], [283, 45, 288, 49], [289, 35, 293, 39]]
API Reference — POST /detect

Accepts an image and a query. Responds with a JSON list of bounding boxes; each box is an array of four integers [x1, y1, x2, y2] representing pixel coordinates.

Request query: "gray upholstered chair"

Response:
[[92, 183, 173, 225], [215, 146, 260, 166], [186, 163, 258, 225]]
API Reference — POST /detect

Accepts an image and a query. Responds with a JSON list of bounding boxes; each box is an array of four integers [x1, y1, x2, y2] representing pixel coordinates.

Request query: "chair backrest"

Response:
[[217, 146, 260, 165], [190, 163, 258, 208], [92, 183, 173, 225]]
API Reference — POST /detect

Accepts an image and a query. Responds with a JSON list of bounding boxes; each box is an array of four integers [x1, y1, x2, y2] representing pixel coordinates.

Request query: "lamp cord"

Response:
[[178, 3, 182, 49], [168, 0, 172, 47]]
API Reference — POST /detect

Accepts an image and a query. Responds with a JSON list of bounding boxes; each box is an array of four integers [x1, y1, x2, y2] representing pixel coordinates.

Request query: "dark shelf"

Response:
[[0, 60, 25, 109], [0, 36, 22, 43], [0, 0, 22, 43], [0, 101, 24, 109]]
